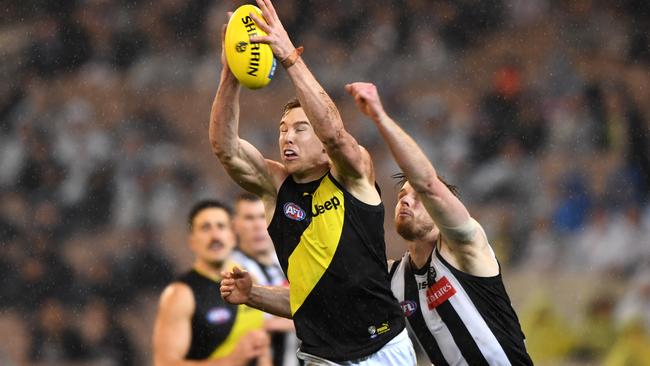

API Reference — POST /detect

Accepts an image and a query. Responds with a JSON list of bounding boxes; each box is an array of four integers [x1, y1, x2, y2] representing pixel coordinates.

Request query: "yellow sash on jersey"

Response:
[[194, 260, 266, 359], [288, 175, 345, 315], [208, 304, 265, 359]]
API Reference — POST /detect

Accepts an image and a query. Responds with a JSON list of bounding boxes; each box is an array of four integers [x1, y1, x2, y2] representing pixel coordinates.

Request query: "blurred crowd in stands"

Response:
[[1, 0, 649, 364]]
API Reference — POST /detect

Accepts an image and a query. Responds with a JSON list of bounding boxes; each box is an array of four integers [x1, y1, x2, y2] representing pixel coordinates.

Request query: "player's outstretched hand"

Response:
[[248, 0, 296, 61], [345, 82, 388, 123], [220, 266, 253, 305]]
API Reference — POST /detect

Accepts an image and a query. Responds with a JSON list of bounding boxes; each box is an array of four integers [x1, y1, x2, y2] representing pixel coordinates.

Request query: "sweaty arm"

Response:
[[210, 70, 283, 201], [153, 284, 260, 366], [210, 21, 285, 215], [248, 0, 373, 189], [249, 285, 292, 319], [346, 83, 497, 275], [221, 267, 292, 319]]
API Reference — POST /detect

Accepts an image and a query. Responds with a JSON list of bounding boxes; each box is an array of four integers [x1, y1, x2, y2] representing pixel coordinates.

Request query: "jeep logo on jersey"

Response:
[[284, 202, 306, 221], [400, 300, 418, 317], [312, 196, 341, 217], [206, 307, 232, 324]]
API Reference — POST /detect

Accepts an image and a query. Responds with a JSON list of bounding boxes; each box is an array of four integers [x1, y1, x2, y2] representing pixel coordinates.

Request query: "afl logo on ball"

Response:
[[235, 41, 247, 53], [284, 202, 306, 221], [400, 300, 418, 317], [206, 307, 231, 325]]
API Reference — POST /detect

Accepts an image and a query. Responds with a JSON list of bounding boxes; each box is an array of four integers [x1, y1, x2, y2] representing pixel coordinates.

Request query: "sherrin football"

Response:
[[225, 4, 277, 89]]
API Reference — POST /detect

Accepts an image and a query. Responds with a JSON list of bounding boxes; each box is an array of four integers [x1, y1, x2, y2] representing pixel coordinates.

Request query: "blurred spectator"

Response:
[[78, 297, 135, 366], [113, 225, 174, 296], [520, 294, 576, 363], [28, 297, 88, 363], [603, 320, 650, 366], [573, 296, 617, 362]]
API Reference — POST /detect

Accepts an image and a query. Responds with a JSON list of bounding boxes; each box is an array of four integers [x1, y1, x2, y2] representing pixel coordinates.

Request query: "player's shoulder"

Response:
[[387, 258, 403, 279], [265, 159, 289, 189], [159, 282, 195, 313]]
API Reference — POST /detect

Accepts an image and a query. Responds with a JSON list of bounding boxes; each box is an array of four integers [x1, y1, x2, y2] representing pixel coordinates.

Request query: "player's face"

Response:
[[233, 200, 273, 257], [395, 182, 436, 241], [278, 107, 328, 176], [189, 208, 236, 265]]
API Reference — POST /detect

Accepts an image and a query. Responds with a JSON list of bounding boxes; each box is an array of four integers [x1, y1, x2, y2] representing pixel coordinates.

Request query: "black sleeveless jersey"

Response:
[[267, 172, 405, 361], [176, 269, 264, 361]]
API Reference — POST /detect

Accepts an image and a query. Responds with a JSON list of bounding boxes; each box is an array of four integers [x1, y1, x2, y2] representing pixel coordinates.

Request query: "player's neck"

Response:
[[193, 260, 224, 281], [407, 234, 437, 270], [291, 163, 329, 183]]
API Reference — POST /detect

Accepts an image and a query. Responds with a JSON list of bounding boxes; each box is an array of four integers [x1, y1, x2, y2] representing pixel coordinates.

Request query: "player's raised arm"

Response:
[[345, 83, 490, 251], [248, 0, 373, 188], [210, 20, 285, 204]]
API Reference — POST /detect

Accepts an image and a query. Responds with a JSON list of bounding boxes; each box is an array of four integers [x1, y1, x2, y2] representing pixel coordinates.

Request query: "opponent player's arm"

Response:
[[346, 83, 494, 255], [249, 0, 372, 183], [153, 284, 265, 366], [221, 267, 292, 319], [210, 22, 284, 202]]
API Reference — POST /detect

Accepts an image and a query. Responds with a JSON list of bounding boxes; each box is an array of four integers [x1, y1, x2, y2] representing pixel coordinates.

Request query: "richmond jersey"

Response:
[[177, 269, 265, 361], [267, 172, 405, 361]]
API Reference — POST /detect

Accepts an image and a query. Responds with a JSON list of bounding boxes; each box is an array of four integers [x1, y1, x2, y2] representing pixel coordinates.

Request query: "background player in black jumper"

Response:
[[210, 0, 414, 364], [153, 200, 271, 366]]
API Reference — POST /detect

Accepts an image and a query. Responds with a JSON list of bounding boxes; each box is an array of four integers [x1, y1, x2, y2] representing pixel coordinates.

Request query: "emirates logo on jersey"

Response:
[[206, 307, 232, 324], [426, 276, 456, 310], [283, 202, 306, 221], [400, 300, 418, 317]]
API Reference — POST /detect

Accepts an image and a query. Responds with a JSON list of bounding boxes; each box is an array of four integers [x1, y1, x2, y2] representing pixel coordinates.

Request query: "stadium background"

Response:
[[1, 0, 649, 364]]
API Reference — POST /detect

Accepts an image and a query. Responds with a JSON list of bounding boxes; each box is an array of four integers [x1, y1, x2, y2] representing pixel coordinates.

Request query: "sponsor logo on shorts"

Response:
[[400, 300, 418, 317], [284, 202, 306, 221], [367, 322, 390, 339], [426, 276, 456, 310], [206, 307, 232, 324]]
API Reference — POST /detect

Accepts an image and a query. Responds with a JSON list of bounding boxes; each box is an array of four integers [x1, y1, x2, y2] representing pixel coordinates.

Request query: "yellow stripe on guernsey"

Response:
[[288, 175, 345, 315], [209, 304, 265, 359], [203, 259, 265, 359]]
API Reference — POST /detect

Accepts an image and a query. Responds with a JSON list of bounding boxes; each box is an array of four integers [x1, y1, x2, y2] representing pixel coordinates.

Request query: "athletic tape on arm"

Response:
[[438, 217, 480, 243]]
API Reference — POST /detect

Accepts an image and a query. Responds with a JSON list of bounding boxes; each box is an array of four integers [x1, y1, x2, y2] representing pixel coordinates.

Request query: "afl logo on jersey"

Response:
[[206, 307, 232, 325], [283, 202, 306, 221], [400, 300, 418, 317]]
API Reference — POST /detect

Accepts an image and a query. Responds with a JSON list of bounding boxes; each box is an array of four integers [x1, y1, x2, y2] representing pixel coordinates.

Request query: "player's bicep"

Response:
[[220, 139, 284, 197], [153, 284, 194, 365]]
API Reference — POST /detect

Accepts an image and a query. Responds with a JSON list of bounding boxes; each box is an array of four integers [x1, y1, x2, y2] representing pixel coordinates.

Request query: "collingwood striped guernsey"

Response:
[[390, 245, 533, 365]]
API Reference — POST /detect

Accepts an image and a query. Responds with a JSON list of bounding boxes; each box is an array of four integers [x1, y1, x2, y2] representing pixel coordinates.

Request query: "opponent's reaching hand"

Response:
[[345, 82, 388, 123], [220, 266, 253, 305], [248, 0, 296, 61]]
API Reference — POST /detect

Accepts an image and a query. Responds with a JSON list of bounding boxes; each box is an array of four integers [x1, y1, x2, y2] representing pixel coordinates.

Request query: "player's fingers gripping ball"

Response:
[[225, 4, 277, 89]]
